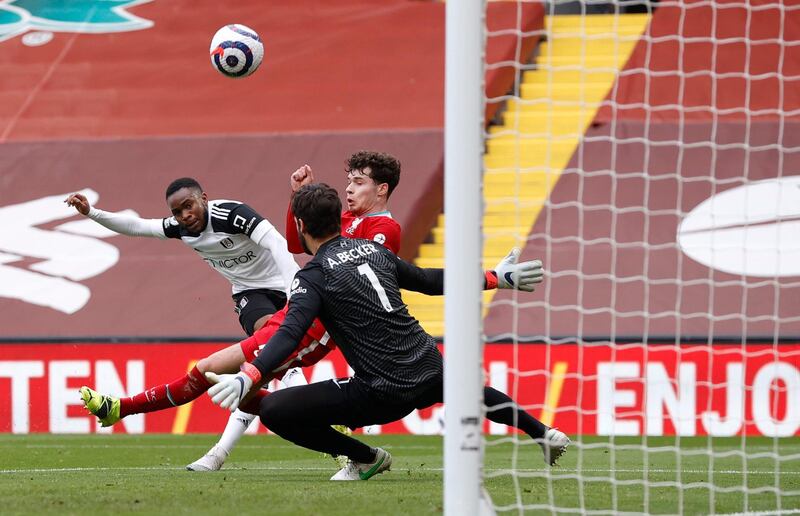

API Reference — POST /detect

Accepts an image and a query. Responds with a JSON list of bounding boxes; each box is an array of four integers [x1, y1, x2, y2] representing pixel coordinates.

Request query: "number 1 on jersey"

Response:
[[357, 263, 393, 312]]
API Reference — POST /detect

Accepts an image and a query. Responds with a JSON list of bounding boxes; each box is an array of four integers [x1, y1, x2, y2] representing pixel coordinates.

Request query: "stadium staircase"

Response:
[[403, 14, 651, 338]]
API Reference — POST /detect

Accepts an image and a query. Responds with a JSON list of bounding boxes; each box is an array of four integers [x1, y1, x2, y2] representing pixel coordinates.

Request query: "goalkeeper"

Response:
[[208, 183, 569, 481]]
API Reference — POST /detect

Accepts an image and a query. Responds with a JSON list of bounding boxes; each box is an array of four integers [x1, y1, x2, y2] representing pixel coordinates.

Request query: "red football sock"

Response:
[[119, 366, 212, 417], [238, 389, 269, 416]]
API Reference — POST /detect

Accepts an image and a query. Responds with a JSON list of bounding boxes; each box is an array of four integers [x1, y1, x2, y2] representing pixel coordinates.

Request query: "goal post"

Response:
[[443, 0, 486, 515]]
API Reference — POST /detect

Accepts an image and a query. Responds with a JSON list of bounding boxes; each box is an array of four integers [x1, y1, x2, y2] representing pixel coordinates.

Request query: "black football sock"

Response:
[[483, 386, 547, 439]]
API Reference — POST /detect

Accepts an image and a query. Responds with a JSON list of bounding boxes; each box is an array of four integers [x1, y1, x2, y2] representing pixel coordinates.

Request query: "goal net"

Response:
[[469, 0, 800, 514]]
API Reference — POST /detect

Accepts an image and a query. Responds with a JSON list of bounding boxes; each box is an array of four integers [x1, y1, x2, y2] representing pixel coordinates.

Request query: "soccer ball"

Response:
[[209, 24, 264, 79]]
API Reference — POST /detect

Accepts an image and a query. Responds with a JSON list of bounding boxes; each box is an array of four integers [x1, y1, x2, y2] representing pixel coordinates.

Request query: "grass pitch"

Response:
[[0, 434, 798, 515]]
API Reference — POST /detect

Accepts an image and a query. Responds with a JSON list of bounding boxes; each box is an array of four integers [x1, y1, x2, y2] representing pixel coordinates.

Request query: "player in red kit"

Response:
[[285, 150, 402, 255]]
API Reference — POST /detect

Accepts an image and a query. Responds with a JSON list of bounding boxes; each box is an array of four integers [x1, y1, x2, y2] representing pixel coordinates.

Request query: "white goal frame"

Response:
[[443, 0, 486, 515]]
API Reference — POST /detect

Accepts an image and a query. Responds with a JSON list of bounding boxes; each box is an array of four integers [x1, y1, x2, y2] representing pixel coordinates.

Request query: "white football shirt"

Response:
[[161, 199, 296, 294]]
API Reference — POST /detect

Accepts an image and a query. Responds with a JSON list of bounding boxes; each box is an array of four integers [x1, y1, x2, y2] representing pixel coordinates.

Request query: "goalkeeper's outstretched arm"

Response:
[[393, 247, 544, 295]]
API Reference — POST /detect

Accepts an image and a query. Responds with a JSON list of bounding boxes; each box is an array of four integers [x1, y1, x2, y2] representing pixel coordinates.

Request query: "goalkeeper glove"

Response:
[[489, 248, 544, 292], [206, 363, 262, 412]]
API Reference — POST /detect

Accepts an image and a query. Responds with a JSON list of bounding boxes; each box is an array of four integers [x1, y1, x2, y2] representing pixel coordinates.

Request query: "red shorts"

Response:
[[239, 306, 336, 381]]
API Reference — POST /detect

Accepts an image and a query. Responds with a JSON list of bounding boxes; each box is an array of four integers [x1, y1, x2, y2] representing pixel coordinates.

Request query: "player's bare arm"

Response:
[[290, 164, 315, 192], [64, 192, 91, 215]]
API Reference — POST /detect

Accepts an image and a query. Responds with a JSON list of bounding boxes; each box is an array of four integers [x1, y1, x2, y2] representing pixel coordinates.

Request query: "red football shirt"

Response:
[[285, 203, 401, 254]]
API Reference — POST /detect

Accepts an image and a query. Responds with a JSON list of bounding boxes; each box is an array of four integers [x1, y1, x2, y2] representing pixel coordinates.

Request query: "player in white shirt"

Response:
[[66, 178, 310, 459], [66, 178, 300, 336]]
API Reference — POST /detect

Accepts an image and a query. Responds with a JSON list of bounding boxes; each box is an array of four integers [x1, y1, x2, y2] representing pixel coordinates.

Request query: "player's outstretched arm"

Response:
[[395, 247, 544, 295], [485, 248, 544, 293], [394, 257, 444, 295], [64, 192, 168, 239]]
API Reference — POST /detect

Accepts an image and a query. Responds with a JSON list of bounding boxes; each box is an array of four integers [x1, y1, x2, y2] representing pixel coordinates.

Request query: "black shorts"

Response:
[[260, 376, 444, 430], [231, 288, 287, 336]]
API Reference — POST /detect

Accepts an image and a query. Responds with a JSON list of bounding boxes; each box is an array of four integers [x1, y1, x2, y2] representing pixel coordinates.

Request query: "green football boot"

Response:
[[79, 386, 121, 427]]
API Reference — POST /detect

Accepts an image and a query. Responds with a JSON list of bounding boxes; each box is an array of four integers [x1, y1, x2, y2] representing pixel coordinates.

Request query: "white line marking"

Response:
[[3, 465, 799, 477], [9, 444, 283, 450], [0, 466, 332, 474], [0, 443, 441, 451], [0, 465, 444, 475], [543, 468, 800, 476]]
